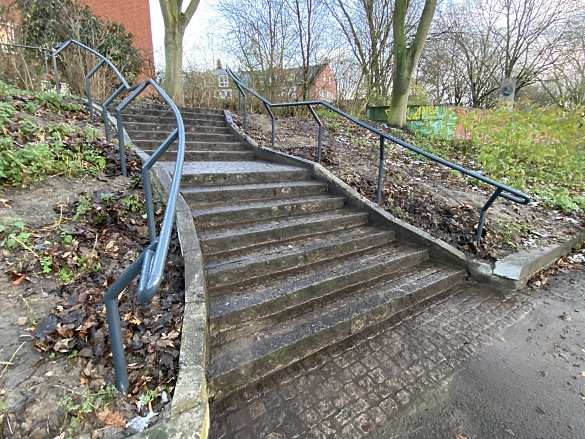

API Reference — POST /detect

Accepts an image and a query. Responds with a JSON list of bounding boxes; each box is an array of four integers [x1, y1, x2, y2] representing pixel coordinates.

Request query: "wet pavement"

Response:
[[208, 268, 585, 438], [381, 268, 585, 439]]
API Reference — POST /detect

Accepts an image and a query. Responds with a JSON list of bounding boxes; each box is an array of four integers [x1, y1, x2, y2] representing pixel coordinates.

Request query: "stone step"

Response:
[[129, 139, 247, 152], [205, 226, 394, 291], [125, 102, 221, 113], [125, 121, 231, 135], [128, 130, 238, 143], [181, 181, 330, 205], [125, 106, 224, 119], [199, 209, 369, 259], [121, 112, 225, 125], [193, 195, 347, 231], [207, 263, 465, 397], [158, 161, 311, 187], [209, 242, 429, 336], [141, 149, 255, 162]]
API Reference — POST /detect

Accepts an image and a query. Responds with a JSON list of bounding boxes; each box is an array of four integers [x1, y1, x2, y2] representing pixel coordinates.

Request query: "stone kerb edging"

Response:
[[95, 103, 209, 438], [223, 110, 585, 292]]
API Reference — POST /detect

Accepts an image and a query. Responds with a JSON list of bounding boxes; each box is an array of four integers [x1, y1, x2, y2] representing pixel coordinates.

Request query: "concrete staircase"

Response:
[[123, 103, 467, 399]]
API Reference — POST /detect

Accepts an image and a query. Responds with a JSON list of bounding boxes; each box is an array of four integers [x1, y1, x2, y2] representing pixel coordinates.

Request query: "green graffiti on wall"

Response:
[[405, 105, 457, 139]]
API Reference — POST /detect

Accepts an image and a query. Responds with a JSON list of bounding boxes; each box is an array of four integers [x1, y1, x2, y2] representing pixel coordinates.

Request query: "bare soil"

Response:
[[0, 108, 183, 437], [235, 113, 584, 261]]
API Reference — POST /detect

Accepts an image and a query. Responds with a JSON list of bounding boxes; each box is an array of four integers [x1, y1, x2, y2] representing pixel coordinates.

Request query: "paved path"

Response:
[[380, 268, 585, 439], [209, 274, 549, 438]]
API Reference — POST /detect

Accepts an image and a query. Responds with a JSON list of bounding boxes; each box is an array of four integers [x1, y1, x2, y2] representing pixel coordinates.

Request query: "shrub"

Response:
[[456, 104, 585, 212]]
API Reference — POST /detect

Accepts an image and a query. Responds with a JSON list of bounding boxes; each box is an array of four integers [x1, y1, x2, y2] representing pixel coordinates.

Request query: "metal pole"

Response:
[[85, 59, 106, 123], [377, 136, 385, 204], [477, 188, 503, 241], [103, 245, 154, 394], [243, 93, 248, 131], [307, 105, 323, 163], [51, 53, 60, 94], [102, 85, 126, 142], [115, 108, 127, 176], [42, 51, 49, 87]]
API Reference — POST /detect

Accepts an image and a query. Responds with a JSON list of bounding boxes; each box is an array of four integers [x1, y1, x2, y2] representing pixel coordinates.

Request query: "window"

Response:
[[319, 89, 324, 97], [218, 89, 232, 99], [218, 75, 229, 88]]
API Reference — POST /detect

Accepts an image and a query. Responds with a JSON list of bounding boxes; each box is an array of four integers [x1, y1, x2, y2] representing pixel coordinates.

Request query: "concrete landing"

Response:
[[159, 160, 304, 175]]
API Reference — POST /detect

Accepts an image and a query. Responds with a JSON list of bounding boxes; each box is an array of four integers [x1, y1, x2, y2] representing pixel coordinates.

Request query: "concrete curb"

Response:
[[472, 229, 585, 291], [224, 110, 585, 291], [223, 111, 468, 272], [94, 104, 209, 438]]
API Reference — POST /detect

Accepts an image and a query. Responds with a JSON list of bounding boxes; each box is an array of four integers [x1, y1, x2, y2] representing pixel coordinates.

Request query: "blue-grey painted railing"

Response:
[[44, 40, 185, 394], [0, 42, 61, 93], [225, 66, 530, 240]]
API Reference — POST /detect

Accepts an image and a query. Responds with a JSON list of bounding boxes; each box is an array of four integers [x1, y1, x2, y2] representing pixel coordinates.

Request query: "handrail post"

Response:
[[377, 136, 385, 203], [477, 188, 503, 241], [243, 92, 248, 131], [85, 59, 106, 123], [51, 53, 60, 94], [115, 82, 148, 177], [42, 51, 50, 86], [104, 243, 155, 394], [307, 104, 323, 163], [264, 103, 275, 148], [102, 85, 126, 142]]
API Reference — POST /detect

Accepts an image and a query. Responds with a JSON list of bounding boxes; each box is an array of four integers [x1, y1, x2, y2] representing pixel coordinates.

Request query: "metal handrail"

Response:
[[28, 39, 185, 394], [0, 42, 60, 93], [225, 66, 530, 240]]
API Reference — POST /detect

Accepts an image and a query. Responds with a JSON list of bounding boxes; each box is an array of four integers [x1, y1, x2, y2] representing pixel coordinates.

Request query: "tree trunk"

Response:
[[164, 18, 185, 105], [387, 0, 437, 128], [159, 0, 200, 106]]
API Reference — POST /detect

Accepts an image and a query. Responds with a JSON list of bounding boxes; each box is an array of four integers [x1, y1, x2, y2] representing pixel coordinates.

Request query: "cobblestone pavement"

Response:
[[209, 282, 533, 438]]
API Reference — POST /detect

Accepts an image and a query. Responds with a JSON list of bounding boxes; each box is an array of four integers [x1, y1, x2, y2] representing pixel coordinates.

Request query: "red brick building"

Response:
[[0, 0, 154, 72], [77, 0, 154, 71]]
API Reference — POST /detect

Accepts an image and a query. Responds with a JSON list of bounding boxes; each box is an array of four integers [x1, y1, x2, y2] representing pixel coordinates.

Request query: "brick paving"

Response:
[[209, 282, 533, 438]]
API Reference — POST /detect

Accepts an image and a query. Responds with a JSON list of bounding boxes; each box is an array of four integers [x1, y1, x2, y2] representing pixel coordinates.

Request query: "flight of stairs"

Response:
[[122, 103, 467, 399]]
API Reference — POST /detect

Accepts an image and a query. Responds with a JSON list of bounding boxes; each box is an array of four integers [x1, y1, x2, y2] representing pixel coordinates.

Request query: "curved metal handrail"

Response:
[[225, 66, 530, 240], [49, 40, 185, 394]]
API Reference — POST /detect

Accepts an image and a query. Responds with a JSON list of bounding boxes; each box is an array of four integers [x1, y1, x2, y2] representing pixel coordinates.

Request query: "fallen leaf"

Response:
[[95, 405, 111, 422], [456, 435, 469, 439], [12, 275, 26, 285], [560, 313, 572, 321], [105, 411, 126, 429], [361, 423, 375, 432], [16, 317, 28, 326]]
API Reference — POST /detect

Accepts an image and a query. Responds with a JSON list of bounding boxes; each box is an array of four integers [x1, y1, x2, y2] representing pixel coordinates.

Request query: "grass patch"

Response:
[[418, 104, 585, 214], [0, 80, 105, 186]]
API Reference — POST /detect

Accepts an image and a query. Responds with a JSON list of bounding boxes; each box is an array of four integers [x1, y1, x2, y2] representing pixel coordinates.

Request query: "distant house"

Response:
[[293, 63, 337, 102], [237, 63, 338, 102], [210, 69, 233, 99]]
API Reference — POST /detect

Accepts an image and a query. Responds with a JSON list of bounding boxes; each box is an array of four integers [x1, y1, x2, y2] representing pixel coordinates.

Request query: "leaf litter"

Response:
[[235, 113, 584, 262], [0, 109, 185, 437]]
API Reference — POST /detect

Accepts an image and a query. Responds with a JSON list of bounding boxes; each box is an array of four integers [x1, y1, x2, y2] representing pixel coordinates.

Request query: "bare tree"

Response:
[[538, 15, 585, 108], [159, 0, 200, 105], [287, 0, 332, 100], [418, 0, 576, 108], [328, 0, 395, 106], [218, 0, 296, 101]]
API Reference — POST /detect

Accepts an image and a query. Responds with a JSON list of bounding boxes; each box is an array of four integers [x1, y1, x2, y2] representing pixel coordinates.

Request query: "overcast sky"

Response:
[[148, 0, 221, 70]]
